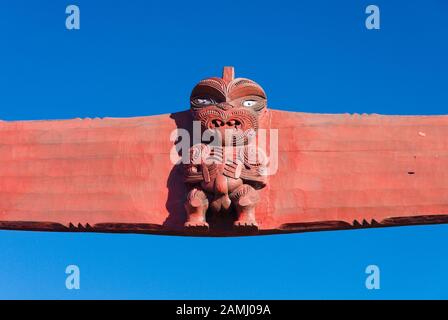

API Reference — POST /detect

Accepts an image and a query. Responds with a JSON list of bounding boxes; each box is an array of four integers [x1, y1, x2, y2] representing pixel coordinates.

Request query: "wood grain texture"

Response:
[[1, 110, 448, 236]]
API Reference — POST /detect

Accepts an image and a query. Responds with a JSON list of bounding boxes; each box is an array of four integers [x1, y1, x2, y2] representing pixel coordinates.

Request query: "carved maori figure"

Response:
[[2, 67, 448, 236], [183, 67, 268, 231]]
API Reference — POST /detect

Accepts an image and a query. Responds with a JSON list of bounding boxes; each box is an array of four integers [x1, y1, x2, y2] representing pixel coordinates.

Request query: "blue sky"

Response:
[[0, 0, 447, 299]]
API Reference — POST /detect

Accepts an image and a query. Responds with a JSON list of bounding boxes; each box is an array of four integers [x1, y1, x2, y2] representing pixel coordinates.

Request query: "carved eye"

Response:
[[243, 100, 257, 107], [194, 98, 214, 105]]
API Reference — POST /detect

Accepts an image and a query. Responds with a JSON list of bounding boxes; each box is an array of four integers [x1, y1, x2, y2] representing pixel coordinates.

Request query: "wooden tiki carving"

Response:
[[184, 67, 269, 232]]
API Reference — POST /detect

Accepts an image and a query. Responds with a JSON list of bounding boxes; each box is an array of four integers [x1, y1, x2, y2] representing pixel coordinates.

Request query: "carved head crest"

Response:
[[190, 67, 267, 145]]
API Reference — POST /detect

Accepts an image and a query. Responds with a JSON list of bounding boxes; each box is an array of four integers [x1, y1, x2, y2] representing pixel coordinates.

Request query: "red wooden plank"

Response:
[[1, 109, 448, 236]]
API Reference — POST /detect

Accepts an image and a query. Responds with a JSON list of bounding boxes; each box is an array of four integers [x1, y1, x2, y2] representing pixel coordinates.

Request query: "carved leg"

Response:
[[184, 188, 209, 231], [230, 184, 259, 231]]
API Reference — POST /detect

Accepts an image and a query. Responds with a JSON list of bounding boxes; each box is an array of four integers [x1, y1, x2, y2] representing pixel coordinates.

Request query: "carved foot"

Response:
[[184, 221, 209, 232], [230, 184, 260, 233], [233, 219, 259, 232]]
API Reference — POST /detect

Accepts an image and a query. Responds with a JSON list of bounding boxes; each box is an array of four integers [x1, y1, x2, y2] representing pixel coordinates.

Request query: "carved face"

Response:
[[190, 67, 267, 146]]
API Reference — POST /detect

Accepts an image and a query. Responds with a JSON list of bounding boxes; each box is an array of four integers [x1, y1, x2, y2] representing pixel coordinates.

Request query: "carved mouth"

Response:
[[209, 127, 246, 146]]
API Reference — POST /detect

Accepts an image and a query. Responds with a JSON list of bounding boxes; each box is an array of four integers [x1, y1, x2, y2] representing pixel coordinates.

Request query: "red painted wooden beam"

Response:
[[1, 109, 447, 236]]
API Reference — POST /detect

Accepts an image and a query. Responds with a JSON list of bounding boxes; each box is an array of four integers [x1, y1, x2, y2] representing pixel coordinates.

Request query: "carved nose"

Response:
[[211, 119, 225, 128], [211, 119, 241, 129], [217, 102, 232, 111]]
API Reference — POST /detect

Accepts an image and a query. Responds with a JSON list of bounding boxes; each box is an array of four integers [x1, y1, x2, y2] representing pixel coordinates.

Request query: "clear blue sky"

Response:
[[0, 0, 447, 299]]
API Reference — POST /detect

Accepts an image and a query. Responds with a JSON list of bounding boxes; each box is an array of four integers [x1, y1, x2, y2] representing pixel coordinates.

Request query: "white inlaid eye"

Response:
[[194, 98, 213, 105], [243, 100, 257, 107]]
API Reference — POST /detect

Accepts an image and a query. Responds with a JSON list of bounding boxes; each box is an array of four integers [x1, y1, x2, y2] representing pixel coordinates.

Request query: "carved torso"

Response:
[[185, 144, 267, 212]]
